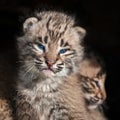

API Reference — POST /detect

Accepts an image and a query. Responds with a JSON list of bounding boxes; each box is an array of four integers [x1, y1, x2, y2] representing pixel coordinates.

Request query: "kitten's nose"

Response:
[[46, 60, 55, 66]]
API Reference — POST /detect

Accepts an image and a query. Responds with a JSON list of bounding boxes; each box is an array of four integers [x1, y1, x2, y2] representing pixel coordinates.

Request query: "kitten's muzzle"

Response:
[[90, 97, 99, 104]]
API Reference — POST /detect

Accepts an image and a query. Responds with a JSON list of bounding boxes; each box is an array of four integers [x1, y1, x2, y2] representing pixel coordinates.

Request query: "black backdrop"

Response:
[[0, 0, 120, 119]]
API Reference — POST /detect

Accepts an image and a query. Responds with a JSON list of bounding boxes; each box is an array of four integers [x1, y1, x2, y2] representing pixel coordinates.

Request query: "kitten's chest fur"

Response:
[[17, 76, 90, 120], [17, 78, 65, 119]]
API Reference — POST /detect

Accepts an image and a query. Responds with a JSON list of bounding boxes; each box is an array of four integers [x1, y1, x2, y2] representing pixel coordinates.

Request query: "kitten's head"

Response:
[[81, 73, 106, 109], [17, 11, 86, 82], [79, 51, 107, 109]]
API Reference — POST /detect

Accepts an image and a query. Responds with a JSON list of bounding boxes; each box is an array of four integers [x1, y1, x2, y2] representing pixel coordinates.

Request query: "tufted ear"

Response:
[[74, 26, 86, 40], [23, 17, 38, 33]]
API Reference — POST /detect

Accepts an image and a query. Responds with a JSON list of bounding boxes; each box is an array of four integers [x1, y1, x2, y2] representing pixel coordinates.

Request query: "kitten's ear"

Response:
[[23, 17, 38, 33], [74, 26, 86, 40]]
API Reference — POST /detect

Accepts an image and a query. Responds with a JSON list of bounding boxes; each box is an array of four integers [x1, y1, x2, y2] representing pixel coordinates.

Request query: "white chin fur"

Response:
[[43, 67, 69, 78], [88, 104, 98, 109]]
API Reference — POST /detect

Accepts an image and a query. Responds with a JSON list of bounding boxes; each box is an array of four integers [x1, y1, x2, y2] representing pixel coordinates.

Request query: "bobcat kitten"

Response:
[[14, 10, 95, 120], [79, 51, 107, 109]]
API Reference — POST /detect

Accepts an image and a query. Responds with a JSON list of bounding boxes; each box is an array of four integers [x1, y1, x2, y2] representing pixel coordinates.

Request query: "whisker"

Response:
[[57, 62, 64, 66], [56, 68, 62, 71], [57, 66, 63, 69], [22, 64, 35, 77]]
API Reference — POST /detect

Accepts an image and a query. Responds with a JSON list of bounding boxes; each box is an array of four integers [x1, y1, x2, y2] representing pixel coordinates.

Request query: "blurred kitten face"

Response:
[[81, 74, 106, 109]]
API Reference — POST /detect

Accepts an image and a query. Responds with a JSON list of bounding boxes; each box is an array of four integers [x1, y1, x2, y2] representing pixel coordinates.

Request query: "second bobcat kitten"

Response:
[[79, 51, 107, 109]]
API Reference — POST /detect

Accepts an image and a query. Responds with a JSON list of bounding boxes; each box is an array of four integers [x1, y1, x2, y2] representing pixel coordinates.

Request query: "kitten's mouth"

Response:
[[42, 68, 56, 77], [89, 97, 102, 105], [43, 68, 55, 73], [40, 66, 63, 77]]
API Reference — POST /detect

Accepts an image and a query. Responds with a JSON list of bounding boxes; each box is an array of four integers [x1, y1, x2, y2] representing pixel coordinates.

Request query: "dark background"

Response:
[[0, 0, 120, 119]]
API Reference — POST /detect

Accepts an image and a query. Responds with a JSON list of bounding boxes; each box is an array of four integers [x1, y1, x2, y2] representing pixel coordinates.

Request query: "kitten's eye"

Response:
[[59, 49, 67, 54], [38, 44, 45, 51]]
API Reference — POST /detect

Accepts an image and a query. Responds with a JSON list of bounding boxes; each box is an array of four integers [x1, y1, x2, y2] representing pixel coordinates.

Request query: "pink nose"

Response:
[[46, 60, 54, 66]]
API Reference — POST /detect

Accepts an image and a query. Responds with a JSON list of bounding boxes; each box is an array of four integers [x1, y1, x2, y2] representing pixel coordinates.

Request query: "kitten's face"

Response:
[[18, 11, 86, 79], [27, 35, 77, 78], [81, 74, 106, 109]]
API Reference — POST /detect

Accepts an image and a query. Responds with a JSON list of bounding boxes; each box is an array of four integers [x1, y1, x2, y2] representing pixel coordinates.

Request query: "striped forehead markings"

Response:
[[60, 39, 69, 47], [60, 39, 64, 46], [46, 17, 52, 29], [44, 36, 48, 44], [38, 37, 43, 43]]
